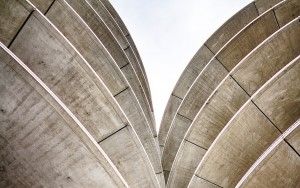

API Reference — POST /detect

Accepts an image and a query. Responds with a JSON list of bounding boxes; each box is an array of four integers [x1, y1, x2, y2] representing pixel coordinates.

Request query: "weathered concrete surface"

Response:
[[158, 95, 182, 146], [85, 0, 154, 123], [242, 141, 300, 188], [189, 176, 221, 188], [94, 0, 152, 110], [194, 102, 281, 187], [190, 55, 300, 187], [0, 0, 31, 46], [253, 57, 300, 132], [232, 17, 300, 95], [162, 4, 300, 180], [275, 0, 300, 27], [206, 2, 258, 53], [167, 141, 206, 188], [114, 88, 162, 173], [0, 4, 159, 187], [237, 120, 300, 188], [27, 0, 161, 174], [0, 44, 127, 188], [255, 0, 283, 14], [216, 10, 279, 70], [167, 77, 249, 188], [63, 0, 156, 135], [159, 2, 258, 147]]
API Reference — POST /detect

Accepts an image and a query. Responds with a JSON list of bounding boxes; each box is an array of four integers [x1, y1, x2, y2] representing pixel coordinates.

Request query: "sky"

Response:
[[110, 0, 252, 131]]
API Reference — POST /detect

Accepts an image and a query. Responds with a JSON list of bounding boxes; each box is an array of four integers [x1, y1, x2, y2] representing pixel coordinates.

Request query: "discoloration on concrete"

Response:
[[0, 44, 127, 188]]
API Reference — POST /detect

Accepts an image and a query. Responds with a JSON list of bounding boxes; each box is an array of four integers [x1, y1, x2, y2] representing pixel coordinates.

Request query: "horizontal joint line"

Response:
[[98, 124, 128, 143]]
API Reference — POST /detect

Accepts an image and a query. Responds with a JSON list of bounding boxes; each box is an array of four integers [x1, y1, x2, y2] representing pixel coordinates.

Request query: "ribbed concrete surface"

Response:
[[0, 0, 161, 187], [1, 0, 299, 187]]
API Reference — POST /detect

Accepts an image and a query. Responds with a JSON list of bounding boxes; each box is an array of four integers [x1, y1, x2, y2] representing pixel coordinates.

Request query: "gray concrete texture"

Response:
[[161, 0, 300, 182], [1, 0, 299, 187]]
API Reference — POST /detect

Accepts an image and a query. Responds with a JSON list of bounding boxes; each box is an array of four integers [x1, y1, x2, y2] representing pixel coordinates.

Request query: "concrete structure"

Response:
[[0, 0, 162, 187], [0, 0, 299, 187], [161, 0, 300, 187]]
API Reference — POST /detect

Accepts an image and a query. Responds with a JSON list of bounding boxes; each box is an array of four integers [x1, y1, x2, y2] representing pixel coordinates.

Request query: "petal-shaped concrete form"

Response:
[[0, 43, 128, 188], [162, 1, 300, 181]]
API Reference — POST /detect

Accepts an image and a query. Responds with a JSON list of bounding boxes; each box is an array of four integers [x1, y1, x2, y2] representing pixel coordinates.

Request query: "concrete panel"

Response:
[[188, 55, 299, 188], [6, 8, 158, 187], [156, 172, 166, 188], [62, 0, 155, 132], [195, 102, 281, 187], [121, 63, 156, 135], [114, 88, 162, 173], [253, 58, 300, 132], [10, 12, 124, 142], [162, 114, 192, 180], [237, 121, 300, 188], [243, 142, 300, 188], [158, 95, 182, 145], [0, 44, 126, 187], [205, 2, 258, 53], [45, 0, 127, 96], [188, 176, 221, 188], [186, 77, 249, 149], [178, 59, 228, 119], [88, 0, 152, 108], [255, 0, 283, 14], [216, 11, 279, 70], [286, 125, 300, 153], [29, 0, 53, 13], [99, 126, 159, 188], [0, 0, 31, 46], [173, 45, 215, 98], [167, 141, 206, 188], [275, 0, 300, 26], [232, 17, 300, 95]]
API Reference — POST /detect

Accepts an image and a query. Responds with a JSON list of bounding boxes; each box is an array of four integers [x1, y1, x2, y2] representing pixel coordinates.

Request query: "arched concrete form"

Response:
[[0, 2, 160, 187], [28, 0, 156, 134], [161, 1, 300, 180], [98, 0, 151, 93], [165, 2, 300, 185], [86, 0, 154, 111], [72, 0, 156, 134], [169, 50, 300, 188], [158, 0, 286, 150], [0, 43, 128, 188], [188, 50, 300, 187], [22, 0, 162, 182], [236, 119, 300, 188]]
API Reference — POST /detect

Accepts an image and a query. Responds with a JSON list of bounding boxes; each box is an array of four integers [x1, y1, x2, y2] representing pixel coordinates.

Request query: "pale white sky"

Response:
[[110, 0, 252, 131]]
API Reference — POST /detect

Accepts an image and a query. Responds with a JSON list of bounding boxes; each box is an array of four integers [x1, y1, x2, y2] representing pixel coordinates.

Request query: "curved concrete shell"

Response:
[[0, 0, 161, 187], [1, 0, 299, 187], [161, 0, 300, 182]]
